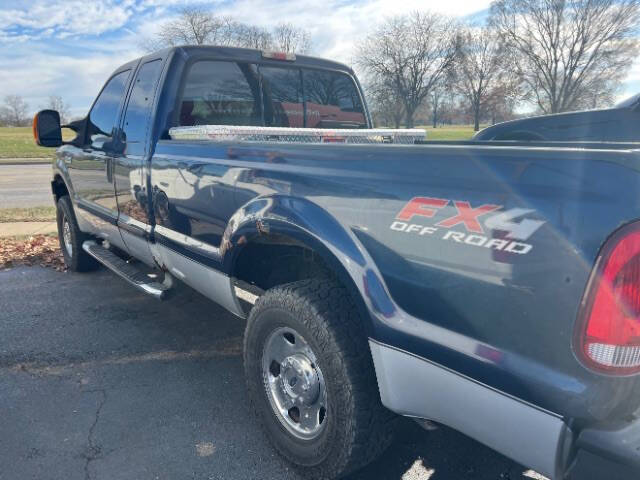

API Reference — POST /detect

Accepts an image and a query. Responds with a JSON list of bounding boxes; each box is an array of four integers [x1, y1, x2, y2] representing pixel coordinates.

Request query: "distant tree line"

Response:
[[0, 95, 70, 127], [143, 6, 312, 54], [361, 0, 640, 130], [4, 1, 639, 131]]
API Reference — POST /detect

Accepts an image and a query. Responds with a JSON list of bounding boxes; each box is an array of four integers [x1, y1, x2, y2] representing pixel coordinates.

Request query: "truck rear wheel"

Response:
[[243, 278, 395, 479], [56, 196, 98, 272]]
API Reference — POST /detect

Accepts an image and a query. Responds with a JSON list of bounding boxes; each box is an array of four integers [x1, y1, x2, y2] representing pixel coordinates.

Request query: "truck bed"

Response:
[[151, 137, 640, 424]]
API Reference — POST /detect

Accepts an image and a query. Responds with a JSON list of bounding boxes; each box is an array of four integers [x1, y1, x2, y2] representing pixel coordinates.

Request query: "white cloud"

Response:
[[0, 1, 132, 38], [0, 47, 132, 117], [0, 0, 491, 116], [213, 0, 492, 64], [2, 0, 637, 118]]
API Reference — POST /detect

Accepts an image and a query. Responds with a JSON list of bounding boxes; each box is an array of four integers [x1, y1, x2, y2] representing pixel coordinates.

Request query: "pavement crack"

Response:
[[83, 389, 106, 480]]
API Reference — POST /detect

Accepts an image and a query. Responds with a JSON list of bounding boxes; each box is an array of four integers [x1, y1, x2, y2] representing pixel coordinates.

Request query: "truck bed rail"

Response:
[[168, 125, 426, 144]]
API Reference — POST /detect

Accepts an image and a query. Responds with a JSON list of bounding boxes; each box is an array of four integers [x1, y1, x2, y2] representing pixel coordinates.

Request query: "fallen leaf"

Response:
[[0, 235, 66, 272]]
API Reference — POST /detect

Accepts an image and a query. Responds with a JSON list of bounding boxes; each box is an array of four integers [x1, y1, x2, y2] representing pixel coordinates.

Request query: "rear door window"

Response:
[[179, 61, 261, 126], [123, 59, 163, 144], [303, 70, 366, 128]]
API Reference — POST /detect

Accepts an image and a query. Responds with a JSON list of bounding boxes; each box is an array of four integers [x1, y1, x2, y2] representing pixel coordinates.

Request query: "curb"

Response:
[[0, 158, 52, 166], [0, 222, 58, 238]]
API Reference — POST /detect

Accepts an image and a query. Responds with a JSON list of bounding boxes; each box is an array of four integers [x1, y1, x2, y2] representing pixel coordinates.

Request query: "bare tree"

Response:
[[356, 12, 459, 128], [232, 24, 274, 50], [44, 95, 70, 124], [366, 82, 405, 128], [145, 10, 313, 56], [429, 85, 444, 129], [273, 23, 311, 54], [454, 26, 519, 131], [582, 81, 620, 109], [152, 7, 236, 48], [485, 80, 520, 124], [490, 0, 640, 113], [1, 95, 29, 126]]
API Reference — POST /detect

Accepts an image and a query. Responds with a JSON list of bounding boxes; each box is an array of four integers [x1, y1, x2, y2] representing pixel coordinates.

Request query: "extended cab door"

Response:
[[68, 68, 132, 247], [151, 60, 260, 247], [114, 58, 165, 266]]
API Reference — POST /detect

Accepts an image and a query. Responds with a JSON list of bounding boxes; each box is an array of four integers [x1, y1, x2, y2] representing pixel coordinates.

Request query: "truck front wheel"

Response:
[[243, 278, 394, 479], [56, 196, 98, 272]]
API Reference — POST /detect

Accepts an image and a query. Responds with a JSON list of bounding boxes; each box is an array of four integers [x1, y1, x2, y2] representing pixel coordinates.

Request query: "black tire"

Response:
[[56, 195, 98, 272], [244, 278, 395, 479]]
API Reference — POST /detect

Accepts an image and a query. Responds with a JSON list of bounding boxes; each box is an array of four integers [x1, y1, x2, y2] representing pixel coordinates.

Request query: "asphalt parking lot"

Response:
[[0, 265, 544, 480]]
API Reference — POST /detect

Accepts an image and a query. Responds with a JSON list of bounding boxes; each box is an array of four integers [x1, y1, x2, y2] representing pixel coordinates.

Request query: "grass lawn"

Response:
[[419, 125, 484, 141], [0, 124, 483, 163], [0, 126, 55, 159], [0, 206, 57, 223]]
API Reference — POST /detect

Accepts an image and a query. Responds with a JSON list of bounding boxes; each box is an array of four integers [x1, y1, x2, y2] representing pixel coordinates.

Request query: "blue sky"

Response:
[[0, 0, 638, 118]]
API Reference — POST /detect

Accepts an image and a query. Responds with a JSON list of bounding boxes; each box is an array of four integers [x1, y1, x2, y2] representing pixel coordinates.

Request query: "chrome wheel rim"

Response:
[[62, 216, 73, 257], [262, 327, 328, 440]]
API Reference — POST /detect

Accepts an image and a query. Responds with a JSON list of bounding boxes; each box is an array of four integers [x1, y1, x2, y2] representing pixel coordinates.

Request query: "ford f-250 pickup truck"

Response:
[[33, 46, 640, 479]]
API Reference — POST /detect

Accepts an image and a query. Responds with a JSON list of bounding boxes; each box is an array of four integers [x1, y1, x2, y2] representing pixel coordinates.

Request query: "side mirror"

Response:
[[33, 110, 62, 147]]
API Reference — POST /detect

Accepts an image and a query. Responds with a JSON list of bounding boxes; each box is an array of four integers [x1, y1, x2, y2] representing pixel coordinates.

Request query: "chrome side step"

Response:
[[82, 241, 172, 300]]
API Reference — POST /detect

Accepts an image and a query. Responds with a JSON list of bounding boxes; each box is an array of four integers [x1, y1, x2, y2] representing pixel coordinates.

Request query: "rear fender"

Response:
[[222, 195, 397, 332]]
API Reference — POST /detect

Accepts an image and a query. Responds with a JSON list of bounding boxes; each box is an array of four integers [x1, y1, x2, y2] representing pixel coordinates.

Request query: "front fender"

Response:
[[52, 146, 76, 200]]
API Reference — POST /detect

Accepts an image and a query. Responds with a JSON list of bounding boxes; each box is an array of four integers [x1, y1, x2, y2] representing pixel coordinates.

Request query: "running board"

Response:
[[82, 241, 172, 300], [233, 280, 264, 305]]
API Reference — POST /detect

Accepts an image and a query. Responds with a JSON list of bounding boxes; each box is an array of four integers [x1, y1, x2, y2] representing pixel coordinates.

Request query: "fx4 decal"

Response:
[[391, 197, 546, 255]]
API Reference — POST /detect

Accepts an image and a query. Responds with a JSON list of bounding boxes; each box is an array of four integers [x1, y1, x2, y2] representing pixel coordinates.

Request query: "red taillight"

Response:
[[576, 223, 640, 374], [261, 51, 296, 61]]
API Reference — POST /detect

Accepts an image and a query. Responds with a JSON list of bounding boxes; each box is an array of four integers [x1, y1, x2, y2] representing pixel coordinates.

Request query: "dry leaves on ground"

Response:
[[0, 235, 66, 271]]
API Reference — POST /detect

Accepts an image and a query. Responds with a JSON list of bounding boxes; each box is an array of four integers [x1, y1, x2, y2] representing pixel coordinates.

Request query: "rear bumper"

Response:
[[368, 339, 569, 479], [566, 418, 640, 480], [369, 339, 640, 480]]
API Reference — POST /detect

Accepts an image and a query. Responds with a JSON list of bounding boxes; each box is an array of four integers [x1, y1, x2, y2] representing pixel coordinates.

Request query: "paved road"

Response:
[[0, 164, 53, 208], [0, 266, 543, 480]]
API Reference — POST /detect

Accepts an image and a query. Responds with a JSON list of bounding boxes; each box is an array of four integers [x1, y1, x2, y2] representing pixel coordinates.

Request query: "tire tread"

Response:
[[244, 278, 395, 479], [56, 195, 98, 272]]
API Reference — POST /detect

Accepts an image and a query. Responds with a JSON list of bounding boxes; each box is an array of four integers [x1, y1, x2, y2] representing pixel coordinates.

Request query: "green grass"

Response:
[[376, 124, 484, 140], [0, 124, 482, 163], [0, 206, 57, 223], [419, 125, 484, 141], [0, 127, 54, 159]]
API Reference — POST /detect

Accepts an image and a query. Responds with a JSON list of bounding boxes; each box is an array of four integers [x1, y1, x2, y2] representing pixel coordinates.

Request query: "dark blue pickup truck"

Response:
[[33, 46, 640, 480]]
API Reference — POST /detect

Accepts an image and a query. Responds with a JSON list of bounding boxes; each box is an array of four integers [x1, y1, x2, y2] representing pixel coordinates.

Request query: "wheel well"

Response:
[[52, 175, 69, 201], [233, 236, 371, 330], [234, 237, 330, 291]]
